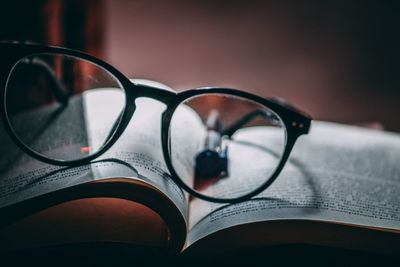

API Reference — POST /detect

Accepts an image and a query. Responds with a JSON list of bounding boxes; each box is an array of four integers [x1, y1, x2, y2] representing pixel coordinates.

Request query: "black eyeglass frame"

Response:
[[0, 42, 311, 203]]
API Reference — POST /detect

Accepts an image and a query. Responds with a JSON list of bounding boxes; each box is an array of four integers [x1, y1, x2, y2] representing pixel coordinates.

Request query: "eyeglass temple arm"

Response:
[[268, 97, 312, 134], [20, 58, 69, 105], [222, 109, 272, 137], [222, 96, 311, 137]]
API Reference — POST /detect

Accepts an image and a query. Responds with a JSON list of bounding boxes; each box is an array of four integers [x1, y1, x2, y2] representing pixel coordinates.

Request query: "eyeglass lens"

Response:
[[169, 94, 287, 200], [5, 53, 126, 161]]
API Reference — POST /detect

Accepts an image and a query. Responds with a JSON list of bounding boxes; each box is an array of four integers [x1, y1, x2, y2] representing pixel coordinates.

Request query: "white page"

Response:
[[188, 121, 400, 246], [0, 88, 205, 224]]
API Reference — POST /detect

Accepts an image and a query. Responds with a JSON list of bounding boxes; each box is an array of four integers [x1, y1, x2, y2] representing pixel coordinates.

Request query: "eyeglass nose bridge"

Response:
[[126, 82, 177, 106]]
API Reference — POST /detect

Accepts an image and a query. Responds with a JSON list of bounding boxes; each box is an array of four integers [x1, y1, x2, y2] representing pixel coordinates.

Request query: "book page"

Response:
[[0, 87, 205, 226], [0, 95, 97, 208], [83, 91, 190, 216], [187, 121, 400, 246]]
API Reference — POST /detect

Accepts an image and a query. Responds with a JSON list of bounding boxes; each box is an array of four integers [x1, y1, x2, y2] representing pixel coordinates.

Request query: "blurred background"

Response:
[[0, 0, 399, 131]]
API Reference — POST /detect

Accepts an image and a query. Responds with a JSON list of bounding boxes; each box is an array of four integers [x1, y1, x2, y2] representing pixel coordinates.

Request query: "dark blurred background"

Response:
[[0, 0, 399, 131]]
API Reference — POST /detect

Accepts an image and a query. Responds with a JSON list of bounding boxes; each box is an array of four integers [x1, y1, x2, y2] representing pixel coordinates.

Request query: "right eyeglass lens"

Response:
[[168, 93, 287, 200], [5, 53, 126, 162]]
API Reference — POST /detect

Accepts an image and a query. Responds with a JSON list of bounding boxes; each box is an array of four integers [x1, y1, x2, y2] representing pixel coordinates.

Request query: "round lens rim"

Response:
[[162, 88, 305, 203], [2, 46, 131, 167]]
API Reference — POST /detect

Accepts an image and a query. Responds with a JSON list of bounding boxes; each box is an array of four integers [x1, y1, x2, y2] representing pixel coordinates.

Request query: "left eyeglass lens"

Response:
[[5, 53, 126, 161]]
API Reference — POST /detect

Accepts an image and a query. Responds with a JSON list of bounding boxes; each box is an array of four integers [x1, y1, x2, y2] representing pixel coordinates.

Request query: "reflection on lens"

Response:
[[5, 53, 125, 161], [169, 93, 286, 200]]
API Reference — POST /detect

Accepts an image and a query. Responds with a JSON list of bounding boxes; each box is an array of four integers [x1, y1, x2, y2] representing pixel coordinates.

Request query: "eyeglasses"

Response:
[[0, 42, 311, 203]]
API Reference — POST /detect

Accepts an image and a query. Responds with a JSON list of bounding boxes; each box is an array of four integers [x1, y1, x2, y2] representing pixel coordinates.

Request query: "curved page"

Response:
[[0, 87, 205, 251], [187, 121, 400, 251]]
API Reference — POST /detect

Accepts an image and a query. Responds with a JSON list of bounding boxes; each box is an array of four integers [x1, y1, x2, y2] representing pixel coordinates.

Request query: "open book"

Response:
[[0, 80, 399, 258]]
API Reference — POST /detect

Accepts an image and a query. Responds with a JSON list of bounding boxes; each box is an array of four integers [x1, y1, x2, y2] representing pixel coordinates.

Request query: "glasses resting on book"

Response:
[[0, 42, 311, 203]]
